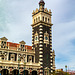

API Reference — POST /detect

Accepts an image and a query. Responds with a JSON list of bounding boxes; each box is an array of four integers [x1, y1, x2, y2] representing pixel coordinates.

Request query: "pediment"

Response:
[[19, 40, 26, 44], [0, 37, 8, 41]]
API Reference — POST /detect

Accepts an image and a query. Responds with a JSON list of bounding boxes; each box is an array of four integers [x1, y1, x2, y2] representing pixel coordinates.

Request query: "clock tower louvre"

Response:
[[31, 0, 54, 75]]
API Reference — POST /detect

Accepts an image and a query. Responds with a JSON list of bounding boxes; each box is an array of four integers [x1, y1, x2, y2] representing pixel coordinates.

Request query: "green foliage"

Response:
[[53, 71, 70, 75]]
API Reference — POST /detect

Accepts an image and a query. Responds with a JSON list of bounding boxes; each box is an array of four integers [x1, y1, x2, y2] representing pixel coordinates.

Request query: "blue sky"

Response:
[[0, 0, 75, 71]]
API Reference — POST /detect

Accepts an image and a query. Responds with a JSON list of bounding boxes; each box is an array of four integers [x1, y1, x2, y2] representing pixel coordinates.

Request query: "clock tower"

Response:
[[31, 0, 54, 75]]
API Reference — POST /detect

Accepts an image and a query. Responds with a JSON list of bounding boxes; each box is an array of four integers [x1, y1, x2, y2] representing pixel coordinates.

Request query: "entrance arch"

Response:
[[1, 69, 9, 75], [32, 71, 37, 75], [23, 70, 28, 75], [13, 69, 19, 75]]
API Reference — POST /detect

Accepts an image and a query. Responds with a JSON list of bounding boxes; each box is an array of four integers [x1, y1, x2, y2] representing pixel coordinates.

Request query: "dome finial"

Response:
[[39, 0, 45, 5], [39, 0, 45, 11]]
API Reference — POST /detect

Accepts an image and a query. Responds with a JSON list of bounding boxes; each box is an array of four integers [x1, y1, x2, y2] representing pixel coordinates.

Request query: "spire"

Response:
[[39, 0, 45, 11]]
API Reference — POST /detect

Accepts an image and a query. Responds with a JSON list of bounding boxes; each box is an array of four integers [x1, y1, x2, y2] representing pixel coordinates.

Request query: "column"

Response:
[[49, 27, 53, 74], [7, 52, 9, 61], [39, 25, 43, 75]]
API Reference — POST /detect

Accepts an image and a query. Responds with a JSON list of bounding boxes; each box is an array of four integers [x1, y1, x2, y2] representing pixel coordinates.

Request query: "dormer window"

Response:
[[0, 37, 8, 49], [20, 44, 25, 51], [1, 41, 6, 48], [19, 41, 26, 51]]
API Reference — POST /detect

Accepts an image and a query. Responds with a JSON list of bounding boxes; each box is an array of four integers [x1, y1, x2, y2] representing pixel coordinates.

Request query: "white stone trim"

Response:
[[39, 25, 43, 27], [39, 29, 43, 31], [32, 38, 34, 40], [39, 38, 43, 40], [51, 63, 53, 65], [50, 47, 52, 48], [39, 51, 43, 54], [50, 60, 52, 62], [40, 70, 43, 72], [39, 35, 43, 37], [50, 56, 53, 58], [39, 32, 43, 34], [39, 55, 43, 57], [32, 41, 34, 43], [50, 53, 52, 55], [39, 41, 43, 43], [51, 70, 53, 73], [39, 59, 43, 61], [32, 35, 34, 37], [39, 45, 43, 47], [32, 47, 33, 49], [51, 67, 53, 69], [40, 62, 43, 64], [39, 48, 43, 50]]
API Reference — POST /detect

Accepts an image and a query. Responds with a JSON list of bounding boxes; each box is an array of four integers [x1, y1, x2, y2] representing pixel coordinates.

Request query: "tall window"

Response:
[[36, 18, 37, 22], [38, 17, 40, 22], [34, 19, 35, 23], [48, 18, 49, 23], [45, 17, 47, 22], [42, 17, 44, 21]]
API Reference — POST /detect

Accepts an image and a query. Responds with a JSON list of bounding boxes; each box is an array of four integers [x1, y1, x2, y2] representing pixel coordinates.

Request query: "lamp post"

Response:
[[18, 58, 20, 75], [65, 65, 67, 75], [24, 55, 26, 75]]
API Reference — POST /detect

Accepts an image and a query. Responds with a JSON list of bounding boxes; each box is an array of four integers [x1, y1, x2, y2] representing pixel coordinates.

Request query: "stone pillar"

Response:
[[17, 53, 18, 61], [7, 52, 9, 61]]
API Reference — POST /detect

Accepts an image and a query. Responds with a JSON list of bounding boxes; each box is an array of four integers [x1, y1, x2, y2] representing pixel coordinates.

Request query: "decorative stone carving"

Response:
[[34, 32, 39, 44], [44, 31, 49, 44]]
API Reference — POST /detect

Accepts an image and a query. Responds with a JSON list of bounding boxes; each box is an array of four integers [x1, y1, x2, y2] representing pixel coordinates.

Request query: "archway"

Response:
[[1, 69, 9, 75], [32, 71, 37, 75], [13, 69, 19, 75], [23, 70, 28, 75]]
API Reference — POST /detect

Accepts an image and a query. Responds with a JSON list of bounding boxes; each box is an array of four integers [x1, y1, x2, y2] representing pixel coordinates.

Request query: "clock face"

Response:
[[45, 36, 48, 40]]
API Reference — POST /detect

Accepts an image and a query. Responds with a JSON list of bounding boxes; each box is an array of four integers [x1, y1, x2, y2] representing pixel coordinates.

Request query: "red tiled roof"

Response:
[[7, 42, 32, 50], [25, 45, 32, 50], [7, 42, 19, 47]]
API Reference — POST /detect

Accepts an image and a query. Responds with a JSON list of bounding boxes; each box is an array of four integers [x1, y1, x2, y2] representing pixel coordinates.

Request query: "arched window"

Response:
[[42, 17, 44, 21], [45, 17, 47, 22], [48, 18, 49, 23], [36, 18, 37, 22], [38, 17, 40, 22], [34, 19, 35, 23]]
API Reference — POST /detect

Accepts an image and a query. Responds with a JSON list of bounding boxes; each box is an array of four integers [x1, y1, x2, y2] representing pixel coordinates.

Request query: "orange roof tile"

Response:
[[25, 45, 32, 50], [7, 42, 32, 50]]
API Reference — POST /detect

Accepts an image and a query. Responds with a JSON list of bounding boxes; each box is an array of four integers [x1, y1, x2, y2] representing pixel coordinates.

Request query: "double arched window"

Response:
[[34, 17, 40, 23], [42, 16, 50, 23]]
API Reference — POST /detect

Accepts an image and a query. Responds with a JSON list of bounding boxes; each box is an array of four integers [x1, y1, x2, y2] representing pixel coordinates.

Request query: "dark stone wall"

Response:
[[33, 26, 39, 63], [33, 24, 52, 68]]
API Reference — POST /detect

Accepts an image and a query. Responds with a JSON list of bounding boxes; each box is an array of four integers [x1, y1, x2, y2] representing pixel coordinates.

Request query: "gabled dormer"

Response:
[[18, 41, 26, 51], [0, 37, 8, 49]]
